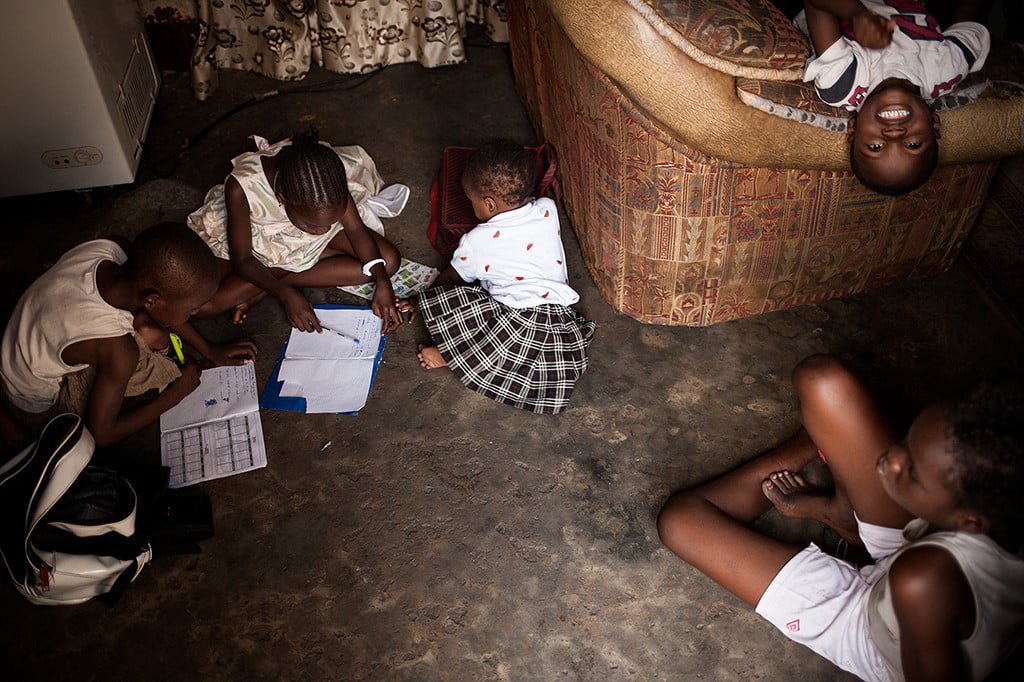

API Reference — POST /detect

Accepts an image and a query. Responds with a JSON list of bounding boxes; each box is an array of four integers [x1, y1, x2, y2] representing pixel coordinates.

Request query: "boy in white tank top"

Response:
[[1, 223, 257, 452]]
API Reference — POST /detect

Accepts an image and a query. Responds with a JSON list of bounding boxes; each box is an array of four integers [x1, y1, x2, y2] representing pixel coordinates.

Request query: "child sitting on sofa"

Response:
[[797, 0, 990, 195]]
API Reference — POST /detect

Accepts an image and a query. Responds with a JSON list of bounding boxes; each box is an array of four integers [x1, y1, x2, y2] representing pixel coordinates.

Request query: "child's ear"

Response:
[[141, 290, 162, 311], [846, 114, 857, 144], [485, 197, 497, 213], [932, 113, 941, 140]]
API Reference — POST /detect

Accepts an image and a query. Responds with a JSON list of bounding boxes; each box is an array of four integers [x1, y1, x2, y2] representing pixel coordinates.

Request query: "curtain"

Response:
[[191, 0, 508, 100]]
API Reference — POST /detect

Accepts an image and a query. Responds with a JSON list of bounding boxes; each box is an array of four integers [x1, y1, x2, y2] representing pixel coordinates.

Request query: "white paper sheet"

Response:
[[285, 308, 382, 359], [159, 363, 267, 488], [277, 358, 373, 413], [272, 308, 384, 414]]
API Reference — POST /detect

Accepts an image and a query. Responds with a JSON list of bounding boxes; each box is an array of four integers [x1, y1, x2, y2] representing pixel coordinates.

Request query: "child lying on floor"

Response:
[[658, 354, 1024, 681]]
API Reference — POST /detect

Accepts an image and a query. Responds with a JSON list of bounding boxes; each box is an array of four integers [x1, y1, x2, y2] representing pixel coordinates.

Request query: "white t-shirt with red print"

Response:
[[797, 0, 989, 111], [451, 197, 580, 309]]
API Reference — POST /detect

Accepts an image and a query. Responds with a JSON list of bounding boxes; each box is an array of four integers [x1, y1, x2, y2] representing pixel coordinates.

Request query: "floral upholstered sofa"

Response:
[[508, 0, 1024, 325]]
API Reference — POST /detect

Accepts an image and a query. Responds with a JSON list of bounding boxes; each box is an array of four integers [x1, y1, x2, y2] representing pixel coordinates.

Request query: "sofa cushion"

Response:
[[632, 0, 807, 79]]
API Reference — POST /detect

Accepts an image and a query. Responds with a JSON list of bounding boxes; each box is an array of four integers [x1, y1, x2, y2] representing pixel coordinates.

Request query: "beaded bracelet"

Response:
[[361, 258, 387, 277]]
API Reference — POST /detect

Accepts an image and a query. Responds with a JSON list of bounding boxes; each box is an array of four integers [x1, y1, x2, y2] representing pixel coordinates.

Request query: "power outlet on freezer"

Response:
[[41, 147, 104, 170]]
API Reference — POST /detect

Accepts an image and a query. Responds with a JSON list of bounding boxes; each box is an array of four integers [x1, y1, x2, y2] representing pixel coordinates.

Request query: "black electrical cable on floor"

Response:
[[143, 70, 380, 178]]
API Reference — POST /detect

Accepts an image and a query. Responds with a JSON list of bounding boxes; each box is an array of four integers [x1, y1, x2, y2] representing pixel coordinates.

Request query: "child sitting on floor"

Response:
[[658, 354, 1024, 682], [409, 139, 595, 415], [187, 128, 405, 334], [798, 0, 990, 195], [0, 222, 257, 450]]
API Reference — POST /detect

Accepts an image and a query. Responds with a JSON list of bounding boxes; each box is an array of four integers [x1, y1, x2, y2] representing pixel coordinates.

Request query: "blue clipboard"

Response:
[[259, 304, 386, 415]]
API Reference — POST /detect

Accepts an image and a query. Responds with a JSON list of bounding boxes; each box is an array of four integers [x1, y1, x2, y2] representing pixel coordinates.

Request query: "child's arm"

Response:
[[398, 265, 466, 321], [223, 176, 319, 330], [170, 320, 258, 367], [803, 0, 895, 53], [889, 545, 974, 682], [429, 265, 470, 288], [338, 191, 402, 332], [69, 334, 202, 447]]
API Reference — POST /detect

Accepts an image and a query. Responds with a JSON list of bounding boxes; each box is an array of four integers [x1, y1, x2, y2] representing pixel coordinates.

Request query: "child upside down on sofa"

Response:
[[796, 0, 990, 195]]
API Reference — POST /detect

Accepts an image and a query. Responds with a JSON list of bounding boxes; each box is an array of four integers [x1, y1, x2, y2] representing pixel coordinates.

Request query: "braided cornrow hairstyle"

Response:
[[274, 127, 349, 209], [463, 139, 536, 207], [946, 383, 1024, 554]]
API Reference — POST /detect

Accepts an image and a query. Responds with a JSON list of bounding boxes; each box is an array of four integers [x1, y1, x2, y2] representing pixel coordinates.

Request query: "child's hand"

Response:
[[396, 297, 418, 324], [279, 287, 320, 332], [207, 339, 259, 366], [167, 361, 202, 400], [852, 10, 895, 50], [371, 280, 402, 333]]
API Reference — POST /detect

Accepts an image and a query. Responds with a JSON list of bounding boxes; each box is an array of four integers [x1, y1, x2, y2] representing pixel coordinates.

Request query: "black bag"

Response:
[[0, 414, 213, 605]]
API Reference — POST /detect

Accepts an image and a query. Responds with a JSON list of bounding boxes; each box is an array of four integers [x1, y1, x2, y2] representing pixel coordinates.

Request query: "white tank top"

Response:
[[0, 240, 134, 412], [866, 521, 1024, 681]]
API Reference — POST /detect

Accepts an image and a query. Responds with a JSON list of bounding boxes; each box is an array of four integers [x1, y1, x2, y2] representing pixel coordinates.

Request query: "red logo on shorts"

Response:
[[786, 619, 801, 632]]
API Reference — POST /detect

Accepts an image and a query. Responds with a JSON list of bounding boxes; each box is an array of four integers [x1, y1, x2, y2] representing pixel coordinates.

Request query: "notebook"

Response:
[[159, 362, 267, 488], [259, 305, 386, 415]]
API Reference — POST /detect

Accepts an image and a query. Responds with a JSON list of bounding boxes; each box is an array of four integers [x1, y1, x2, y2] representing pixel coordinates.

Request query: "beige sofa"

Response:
[[508, 0, 1024, 325]]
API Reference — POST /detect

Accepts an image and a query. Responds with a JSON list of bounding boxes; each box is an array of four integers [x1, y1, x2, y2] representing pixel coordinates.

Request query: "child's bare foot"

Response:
[[417, 344, 447, 370], [762, 470, 861, 546], [396, 297, 417, 324]]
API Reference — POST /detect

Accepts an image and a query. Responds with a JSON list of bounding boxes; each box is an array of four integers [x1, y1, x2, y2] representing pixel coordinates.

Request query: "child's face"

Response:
[[147, 278, 219, 328], [849, 82, 939, 190], [875, 404, 969, 531], [284, 201, 346, 235]]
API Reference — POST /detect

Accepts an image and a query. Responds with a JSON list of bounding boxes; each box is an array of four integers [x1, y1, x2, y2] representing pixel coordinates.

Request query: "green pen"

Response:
[[169, 332, 186, 365]]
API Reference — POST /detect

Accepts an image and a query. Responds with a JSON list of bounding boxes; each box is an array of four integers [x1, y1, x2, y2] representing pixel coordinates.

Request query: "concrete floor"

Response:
[[2, 39, 1023, 681]]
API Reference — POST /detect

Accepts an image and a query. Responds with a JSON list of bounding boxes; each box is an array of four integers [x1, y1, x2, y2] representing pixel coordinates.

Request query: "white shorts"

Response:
[[754, 516, 905, 682]]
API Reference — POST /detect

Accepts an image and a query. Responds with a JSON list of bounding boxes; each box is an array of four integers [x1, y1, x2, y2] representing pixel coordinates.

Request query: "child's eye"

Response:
[[867, 143, 883, 152], [905, 142, 922, 150]]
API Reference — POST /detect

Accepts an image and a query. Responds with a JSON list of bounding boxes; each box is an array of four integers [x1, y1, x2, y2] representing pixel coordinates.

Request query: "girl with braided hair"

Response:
[[188, 129, 404, 332]]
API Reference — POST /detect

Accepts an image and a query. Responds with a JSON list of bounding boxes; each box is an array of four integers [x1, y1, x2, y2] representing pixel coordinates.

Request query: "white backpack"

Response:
[[0, 414, 152, 605]]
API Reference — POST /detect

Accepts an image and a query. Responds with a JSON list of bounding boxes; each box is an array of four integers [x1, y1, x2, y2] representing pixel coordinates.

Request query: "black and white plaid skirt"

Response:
[[419, 285, 596, 414]]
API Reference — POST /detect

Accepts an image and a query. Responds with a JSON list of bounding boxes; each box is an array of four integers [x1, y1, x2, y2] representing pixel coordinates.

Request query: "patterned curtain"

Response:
[[191, 0, 508, 100]]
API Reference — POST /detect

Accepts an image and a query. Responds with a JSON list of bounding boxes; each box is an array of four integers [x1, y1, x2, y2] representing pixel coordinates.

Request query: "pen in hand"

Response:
[[319, 324, 361, 344]]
